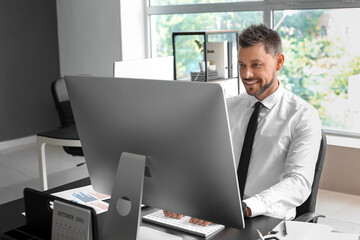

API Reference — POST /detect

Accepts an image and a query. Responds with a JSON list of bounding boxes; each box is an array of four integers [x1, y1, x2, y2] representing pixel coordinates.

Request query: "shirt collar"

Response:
[[247, 84, 284, 110]]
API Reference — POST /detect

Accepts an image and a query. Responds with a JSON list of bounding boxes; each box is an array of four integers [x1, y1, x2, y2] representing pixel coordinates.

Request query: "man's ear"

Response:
[[275, 53, 285, 71]]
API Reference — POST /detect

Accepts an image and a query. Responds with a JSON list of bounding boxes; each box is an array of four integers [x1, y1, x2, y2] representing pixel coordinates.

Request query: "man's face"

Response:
[[238, 43, 284, 100]]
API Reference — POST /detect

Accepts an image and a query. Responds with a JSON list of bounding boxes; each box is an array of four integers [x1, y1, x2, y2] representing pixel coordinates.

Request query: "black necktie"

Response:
[[238, 101, 262, 199]]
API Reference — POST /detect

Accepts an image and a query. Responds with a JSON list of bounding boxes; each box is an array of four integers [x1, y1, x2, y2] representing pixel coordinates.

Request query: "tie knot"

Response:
[[254, 101, 262, 110]]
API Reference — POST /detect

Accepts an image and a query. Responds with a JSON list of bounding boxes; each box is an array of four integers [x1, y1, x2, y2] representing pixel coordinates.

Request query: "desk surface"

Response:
[[0, 178, 282, 240]]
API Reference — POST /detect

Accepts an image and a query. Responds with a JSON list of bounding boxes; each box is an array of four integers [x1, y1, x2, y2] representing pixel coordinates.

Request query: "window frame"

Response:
[[146, 0, 360, 139]]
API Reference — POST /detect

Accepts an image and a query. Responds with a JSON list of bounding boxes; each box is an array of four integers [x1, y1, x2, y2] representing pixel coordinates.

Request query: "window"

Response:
[[147, 1, 360, 136], [274, 8, 360, 135], [150, 0, 260, 6], [151, 12, 262, 58]]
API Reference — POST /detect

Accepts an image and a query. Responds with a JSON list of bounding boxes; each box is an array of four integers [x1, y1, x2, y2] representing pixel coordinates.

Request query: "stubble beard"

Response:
[[246, 70, 276, 98]]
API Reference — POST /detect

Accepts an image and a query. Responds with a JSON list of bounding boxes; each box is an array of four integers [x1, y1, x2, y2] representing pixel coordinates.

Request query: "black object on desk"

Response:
[[23, 188, 98, 240], [0, 178, 92, 238]]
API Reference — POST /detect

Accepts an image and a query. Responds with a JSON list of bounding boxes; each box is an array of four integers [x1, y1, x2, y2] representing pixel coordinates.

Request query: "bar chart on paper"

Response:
[[72, 192, 97, 203], [52, 185, 110, 214]]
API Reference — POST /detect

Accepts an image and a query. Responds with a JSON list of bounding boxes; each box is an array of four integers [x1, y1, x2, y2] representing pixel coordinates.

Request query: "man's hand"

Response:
[[189, 217, 211, 226], [246, 207, 252, 217], [163, 210, 183, 219], [163, 210, 211, 226], [242, 201, 252, 218]]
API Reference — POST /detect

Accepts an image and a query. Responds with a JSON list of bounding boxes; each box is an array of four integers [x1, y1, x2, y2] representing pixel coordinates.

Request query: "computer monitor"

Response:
[[65, 76, 244, 239]]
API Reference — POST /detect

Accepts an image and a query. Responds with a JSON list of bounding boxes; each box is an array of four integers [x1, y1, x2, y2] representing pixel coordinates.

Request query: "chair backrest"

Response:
[[51, 78, 76, 126], [295, 130, 327, 218], [51, 78, 84, 156]]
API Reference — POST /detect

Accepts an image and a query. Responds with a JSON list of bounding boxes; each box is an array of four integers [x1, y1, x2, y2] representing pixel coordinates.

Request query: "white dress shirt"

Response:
[[227, 85, 322, 219]]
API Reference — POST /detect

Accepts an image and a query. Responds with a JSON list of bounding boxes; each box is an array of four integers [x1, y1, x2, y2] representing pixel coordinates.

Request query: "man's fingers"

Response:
[[164, 211, 210, 225], [163, 210, 183, 219], [172, 212, 183, 219], [200, 221, 211, 226], [190, 217, 198, 224], [163, 210, 169, 217], [197, 219, 205, 225], [190, 218, 211, 226]]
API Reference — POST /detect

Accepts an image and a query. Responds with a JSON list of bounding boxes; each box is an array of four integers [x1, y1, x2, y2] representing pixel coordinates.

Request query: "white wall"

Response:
[[120, 0, 147, 61]]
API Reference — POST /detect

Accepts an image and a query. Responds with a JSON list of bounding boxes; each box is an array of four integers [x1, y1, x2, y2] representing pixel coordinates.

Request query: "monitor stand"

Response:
[[101, 152, 182, 240]]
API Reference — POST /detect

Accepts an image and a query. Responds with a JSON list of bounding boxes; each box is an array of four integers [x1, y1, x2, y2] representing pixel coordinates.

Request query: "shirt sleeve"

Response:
[[244, 107, 322, 219]]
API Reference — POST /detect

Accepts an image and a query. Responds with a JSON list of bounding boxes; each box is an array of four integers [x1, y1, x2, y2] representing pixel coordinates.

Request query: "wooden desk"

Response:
[[0, 178, 282, 240]]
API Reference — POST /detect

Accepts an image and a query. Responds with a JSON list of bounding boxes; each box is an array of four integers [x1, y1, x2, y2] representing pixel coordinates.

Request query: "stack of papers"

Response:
[[265, 221, 358, 240], [52, 185, 110, 214], [190, 70, 218, 81]]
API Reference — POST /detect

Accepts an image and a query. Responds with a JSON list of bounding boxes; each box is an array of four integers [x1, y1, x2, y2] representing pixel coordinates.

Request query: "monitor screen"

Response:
[[65, 76, 244, 231]]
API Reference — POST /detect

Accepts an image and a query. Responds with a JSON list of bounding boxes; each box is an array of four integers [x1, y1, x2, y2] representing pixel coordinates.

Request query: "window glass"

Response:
[[274, 9, 360, 134], [150, 0, 261, 6], [151, 11, 263, 79]]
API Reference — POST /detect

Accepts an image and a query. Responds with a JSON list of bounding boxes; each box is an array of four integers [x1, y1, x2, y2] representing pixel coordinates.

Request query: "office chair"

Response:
[[294, 130, 327, 223], [37, 78, 84, 191], [50, 78, 84, 156]]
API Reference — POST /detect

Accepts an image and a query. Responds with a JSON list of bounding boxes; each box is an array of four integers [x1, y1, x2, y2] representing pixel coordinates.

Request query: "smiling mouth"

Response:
[[244, 80, 259, 85]]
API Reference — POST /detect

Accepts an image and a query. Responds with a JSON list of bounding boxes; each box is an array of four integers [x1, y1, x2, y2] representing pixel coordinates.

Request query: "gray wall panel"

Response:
[[0, 0, 60, 141], [56, 0, 122, 77]]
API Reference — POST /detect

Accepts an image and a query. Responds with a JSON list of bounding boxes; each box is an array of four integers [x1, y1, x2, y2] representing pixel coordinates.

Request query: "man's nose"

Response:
[[242, 67, 253, 79]]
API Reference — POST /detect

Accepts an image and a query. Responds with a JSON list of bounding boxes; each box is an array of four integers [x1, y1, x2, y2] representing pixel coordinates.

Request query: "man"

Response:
[[165, 24, 322, 224], [228, 24, 321, 220]]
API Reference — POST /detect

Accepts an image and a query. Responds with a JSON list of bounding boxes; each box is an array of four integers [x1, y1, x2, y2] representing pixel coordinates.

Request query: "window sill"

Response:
[[325, 132, 360, 149]]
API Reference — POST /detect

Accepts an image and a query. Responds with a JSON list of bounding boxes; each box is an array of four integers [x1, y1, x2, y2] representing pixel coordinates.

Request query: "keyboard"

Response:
[[142, 210, 225, 237]]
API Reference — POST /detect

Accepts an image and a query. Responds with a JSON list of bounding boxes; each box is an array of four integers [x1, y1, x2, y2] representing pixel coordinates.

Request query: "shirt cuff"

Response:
[[243, 197, 266, 218]]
